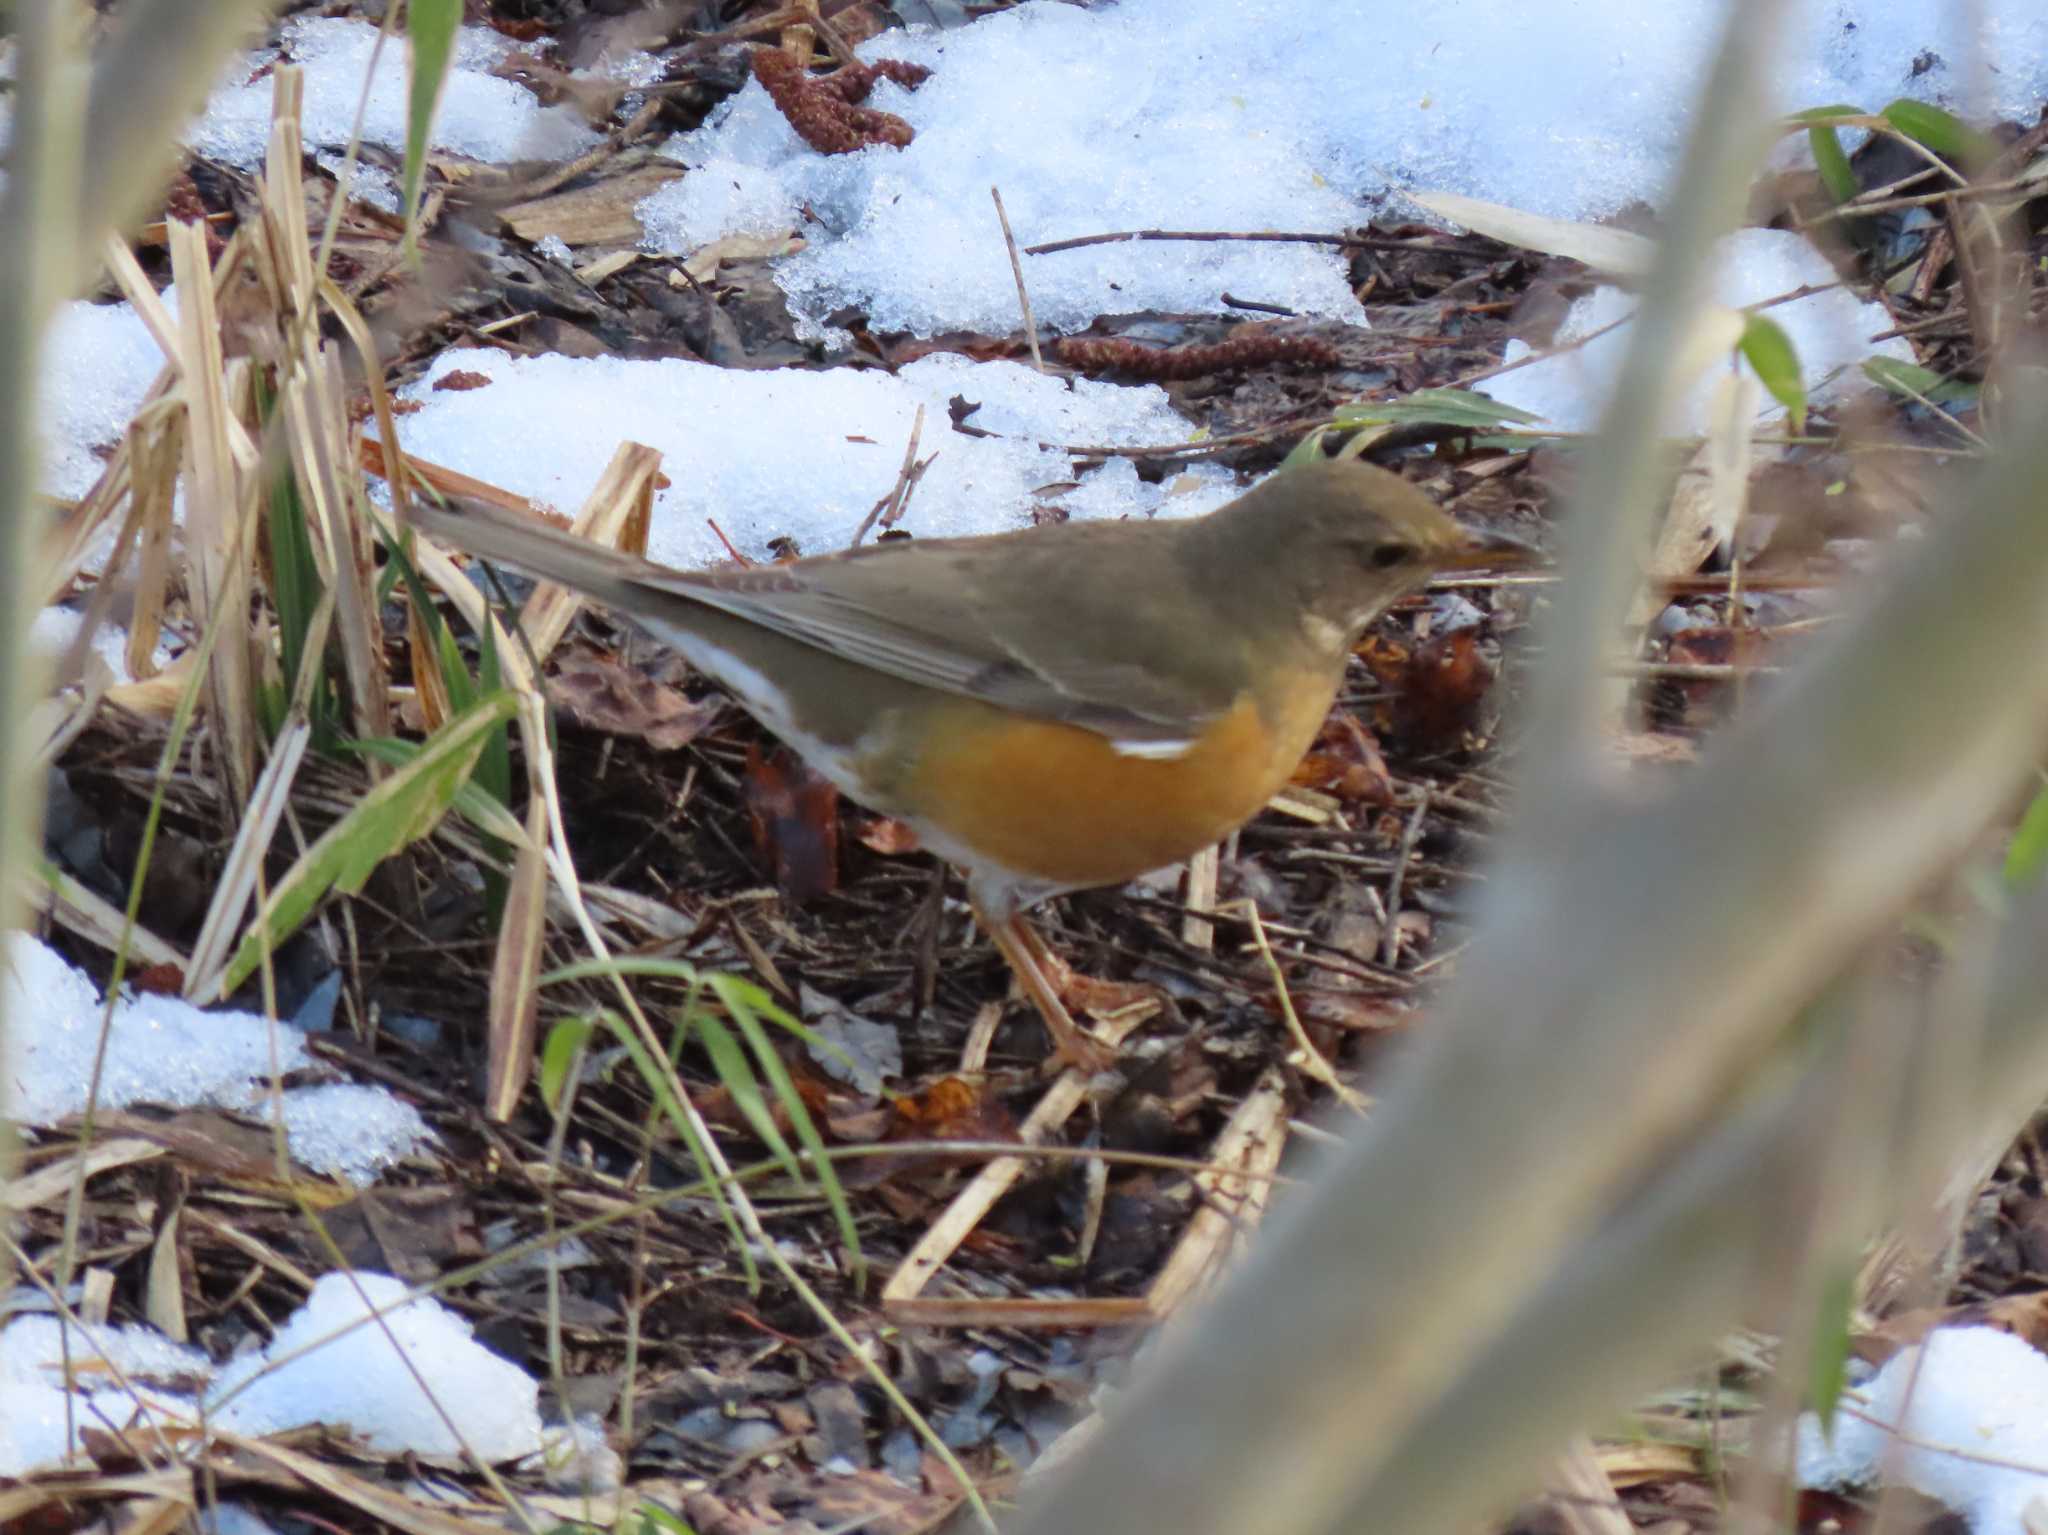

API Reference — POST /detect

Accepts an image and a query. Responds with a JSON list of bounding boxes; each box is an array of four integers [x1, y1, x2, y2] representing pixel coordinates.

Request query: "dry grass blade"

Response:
[[243, 85, 394, 755], [0, 1472, 195, 1528], [19, 864, 187, 974], [210, 1434, 519, 1535], [0, 1138, 165, 1214], [1626, 371, 1763, 632], [1143, 1065, 1289, 1316], [144, 1207, 187, 1342], [123, 408, 182, 682], [394, 454, 666, 1118], [37, 233, 251, 609], [168, 219, 260, 807], [513, 441, 663, 661], [183, 715, 314, 999], [485, 787, 551, 1121], [283, 340, 394, 748], [1410, 190, 1656, 278], [260, 71, 320, 320], [1544, 1436, 1635, 1535]]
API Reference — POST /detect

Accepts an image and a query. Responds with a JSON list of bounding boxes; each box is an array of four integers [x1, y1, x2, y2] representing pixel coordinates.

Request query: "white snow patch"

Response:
[[0, 934, 432, 1188], [387, 347, 1239, 568], [0, 1274, 547, 1475], [0, 1315, 210, 1478], [1797, 1326, 2048, 1535], [30, 607, 175, 689], [36, 296, 168, 502], [213, 1272, 541, 1460], [190, 18, 599, 171], [637, 0, 2048, 340], [1477, 230, 1916, 433]]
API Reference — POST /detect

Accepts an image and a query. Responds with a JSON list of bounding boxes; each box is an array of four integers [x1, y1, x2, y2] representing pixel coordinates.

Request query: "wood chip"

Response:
[[499, 163, 685, 247]]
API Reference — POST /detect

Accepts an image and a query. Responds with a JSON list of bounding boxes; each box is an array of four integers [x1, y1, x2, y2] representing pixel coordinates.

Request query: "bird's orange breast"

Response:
[[886, 669, 1337, 890]]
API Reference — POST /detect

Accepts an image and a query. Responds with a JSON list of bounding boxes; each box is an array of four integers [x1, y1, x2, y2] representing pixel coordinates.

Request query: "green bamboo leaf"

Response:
[[1807, 123, 1858, 205], [1807, 1261, 1857, 1441], [1738, 313, 1806, 432], [1881, 98, 1997, 168], [1786, 103, 1867, 124], [707, 972, 865, 1282], [2005, 775, 2048, 888], [595, 1007, 755, 1290], [1282, 427, 1334, 468], [540, 1015, 597, 1112], [694, 1008, 806, 1184], [1332, 388, 1547, 432], [344, 736, 527, 843], [402, 0, 462, 252], [543, 955, 702, 987], [215, 689, 519, 998], [634, 1502, 701, 1535], [1862, 355, 1979, 407]]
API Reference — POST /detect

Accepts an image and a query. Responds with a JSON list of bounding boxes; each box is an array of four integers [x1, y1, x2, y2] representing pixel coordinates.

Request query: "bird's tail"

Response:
[[402, 492, 668, 611]]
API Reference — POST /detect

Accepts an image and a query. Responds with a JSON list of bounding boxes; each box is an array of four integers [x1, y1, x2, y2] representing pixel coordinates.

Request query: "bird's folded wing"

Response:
[[641, 562, 1230, 753]]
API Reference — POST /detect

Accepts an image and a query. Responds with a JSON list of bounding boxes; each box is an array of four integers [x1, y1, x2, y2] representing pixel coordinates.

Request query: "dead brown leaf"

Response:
[[1661, 625, 1772, 729], [1395, 627, 1492, 751], [889, 1075, 1013, 1140], [743, 744, 840, 902], [549, 653, 723, 750], [1291, 712, 1395, 805], [1284, 989, 1409, 1033], [859, 815, 923, 855]]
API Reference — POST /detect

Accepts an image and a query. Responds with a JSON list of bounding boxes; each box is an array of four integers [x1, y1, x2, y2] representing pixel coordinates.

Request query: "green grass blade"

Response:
[[1880, 98, 1997, 169], [692, 1007, 806, 1185], [1282, 427, 1334, 468], [1807, 123, 1858, 205], [706, 973, 865, 1283], [1785, 103, 1866, 123], [1862, 355, 1979, 408], [215, 689, 520, 998], [401, 0, 461, 255], [543, 956, 706, 987], [343, 736, 527, 844], [1332, 388, 1547, 431], [1738, 313, 1806, 432], [1787, 104, 1866, 207], [540, 1015, 597, 1112], [596, 1007, 756, 1289], [1806, 1260, 1857, 1440], [2005, 774, 2048, 888]]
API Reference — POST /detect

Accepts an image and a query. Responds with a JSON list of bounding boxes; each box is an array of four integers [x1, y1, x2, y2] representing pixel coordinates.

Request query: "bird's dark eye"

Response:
[[1370, 543, 1411, 569]]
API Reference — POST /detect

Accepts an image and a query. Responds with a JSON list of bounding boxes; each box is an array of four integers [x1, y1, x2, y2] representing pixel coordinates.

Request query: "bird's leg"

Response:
[[973, 904, 1119, 1075], [1007, 919, 1158, 1017]]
